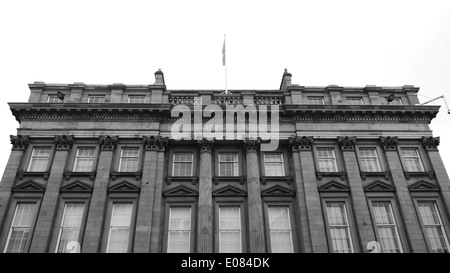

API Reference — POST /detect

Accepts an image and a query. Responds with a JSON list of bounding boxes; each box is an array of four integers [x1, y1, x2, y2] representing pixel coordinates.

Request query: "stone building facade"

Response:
[[0, 70, 449, 253]]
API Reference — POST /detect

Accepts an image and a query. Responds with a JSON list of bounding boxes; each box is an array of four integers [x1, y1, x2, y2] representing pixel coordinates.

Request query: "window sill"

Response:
[[360, 172, 390, 180], [110, 171, 142, 181], [404, 171, 434, 180], [260, 176, 293, 185], [17, 171, 50, 180], [316, 172, 347, 180], [166, 176, 198, 185], [64, 171, 96, 180], [213, 176, 246, 185]]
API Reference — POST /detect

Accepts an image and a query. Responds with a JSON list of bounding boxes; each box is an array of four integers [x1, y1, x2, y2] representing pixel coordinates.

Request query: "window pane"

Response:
[[264, 154, 285, 176], [28, 147, 51, 172], [401, 148, 424, 172], [372, 202, 402, 253], [317, 148, 337, 172], [268, 207, 293, 253], [128, 96, 145, 103], [120, 148, 139, 172], [56, 203, 85, 253], [4, 203, 37, 253], [168, 207, 191, 253], [88, 96, 105, 103], [74, 148, 95, 172], [107, 203, 133, 253], [359, 148, 381, 172], [219, 153, 239, 176], [326, 202, 353, 253], [219, 207, 241, 253], [417, 202, 450, 253], [173, 153, 193, 176]]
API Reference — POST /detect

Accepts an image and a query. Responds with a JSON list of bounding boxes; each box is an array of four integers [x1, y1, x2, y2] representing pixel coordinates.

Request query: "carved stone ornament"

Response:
[[99, 135, 119, 151], [337, 136, 356, 151], [10, 135, 30, 150], [379, 136, 398, 151], [421, 136, 440, 151], [143, 135, 168, 151], [55, 135, 74, 150], [243, 138, 261, 152], [289, 136, 313, 151], [197, 137, 215, 152]]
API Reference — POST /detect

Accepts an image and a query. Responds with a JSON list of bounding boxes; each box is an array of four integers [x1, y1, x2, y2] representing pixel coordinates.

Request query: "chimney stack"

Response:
[[279, 68, 292, 91], [154, 69, 165, 85]]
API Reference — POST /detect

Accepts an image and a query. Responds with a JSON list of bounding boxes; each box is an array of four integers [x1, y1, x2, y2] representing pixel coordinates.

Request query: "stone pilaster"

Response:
[[244, 138, 266, 253], [149, 148, 166, 252]]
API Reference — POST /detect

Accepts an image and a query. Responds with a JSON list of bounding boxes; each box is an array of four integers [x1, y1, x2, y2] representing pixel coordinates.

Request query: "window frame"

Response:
[[118, 147, 141, 172], [399, 147, 426, 172], [315, 147, 339, 172], [47, 95, 64, 103], [214, 197, 247, 253], [127, 95, 146, 103], [87, 95, 106, 103], [263, 152, 286, 177], [218, 153, 239, 177], [307, 96, 325, 105], [163, 199, 197, 253], [346, 97, 364, 105], [73, 147, 96, 172], [53, 201, 88, 253], [357, 147, 383, 172], [172, 152, 194, 177], [27, 146, 53, 172]]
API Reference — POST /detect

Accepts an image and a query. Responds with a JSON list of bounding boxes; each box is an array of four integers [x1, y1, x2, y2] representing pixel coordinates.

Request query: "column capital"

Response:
[[197, 137, 215, 153], [99, 135, 119, 151], [379, 136, 398, 152], [421, 136, 440, 151], [337, 136, 356, 151], [143, 135, 168, 151], [10, 135, 30, 150], [55, 135, 74, 151], [243, 138, 260, 152], [289, 136, 313, 151]]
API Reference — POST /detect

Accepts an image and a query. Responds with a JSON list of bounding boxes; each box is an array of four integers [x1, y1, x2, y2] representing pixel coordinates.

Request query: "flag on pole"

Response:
[[222, 36, 226, 66]]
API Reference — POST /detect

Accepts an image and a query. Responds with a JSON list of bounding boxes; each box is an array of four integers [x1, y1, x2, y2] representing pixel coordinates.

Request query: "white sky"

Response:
[[0, 0, 449, 174]]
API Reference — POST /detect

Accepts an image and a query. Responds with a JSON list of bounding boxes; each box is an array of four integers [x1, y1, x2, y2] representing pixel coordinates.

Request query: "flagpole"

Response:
[[222, 34, 231, 94]]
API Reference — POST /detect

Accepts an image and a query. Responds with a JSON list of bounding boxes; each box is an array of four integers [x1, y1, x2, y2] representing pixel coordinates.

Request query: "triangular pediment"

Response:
[[364, 180, 395, 192], [163, 185, 199, 196], [261, 185, 296, 196], [409, 181, 440, 192], [213, 185, 247, 196], [318, 181, 350, 192], [61, 180, 93, 192], [13, 180, 45, 192], [108, 180, 140, 193]]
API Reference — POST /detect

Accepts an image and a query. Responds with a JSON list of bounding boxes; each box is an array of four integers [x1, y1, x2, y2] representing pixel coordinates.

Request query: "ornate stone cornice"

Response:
[[289, 136, 314, 151], [99, 135, 119, 151], [143, 135, 168, 151], [337, 136, 356, 151], [243, 138, 261, 152], [379, 136, 398, 151], [197, 137, 215, 153], [55, 135, 74, 150], [421, 136, 439, 151], [10, 135, 30, 150]]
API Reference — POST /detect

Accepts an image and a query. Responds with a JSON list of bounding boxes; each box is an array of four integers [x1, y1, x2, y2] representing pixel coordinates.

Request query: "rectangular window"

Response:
[[307, 97, 325, 105], [55, 203, 85, 253], [346, 97, 364, 105], [119, 148, 139, 172], [387, 97, 403, 105], [167, 207, 191, 253], [73, 148, 95, 172], [4, 203, 37, 253], [172, 153, 193, 176], [27, 147, 51, 172], [88, 95, 105, 103], [268, 206, 293, 253], [401, 148, 425, 172], [106, 203, 133, 253], [219, 153, 239, 176], [325, 202, 354, 253], [371, 202, 403, 253], [317, 148, 338, 172], [417, 201, 450, 253], [264, 154, 285, 176], [359, 148, 382, 172], [128, 95, 145, 103], [47, 95, 64, 103], [219, 207, 241, 253]]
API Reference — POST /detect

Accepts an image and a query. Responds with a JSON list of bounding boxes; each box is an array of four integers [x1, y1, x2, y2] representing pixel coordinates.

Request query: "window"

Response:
[[4, 203, 37, 253], [371, 202, 403, 253], [27, 147, 51, 172], [268, 206, 293, 253], [219, 207, 242, 253], [264, 154, 285, 176], [387, 97, 403, 105], [55, 203, 85, 253], [401, 148, 424, 172], [307, 97, 325, 105], [219, 153, 239, 176], [47, 95, 64, 103], [106, 203, 133, 253], [119, 148, 139, 172], [359, 148, 382, 172], [325, 202, 354, 253], [417, 201, 450, 253], [88, 95, 105, 103], [346, 97, 364, 105], [317, 148, 338, 172], [73, 148, 95, 172], [167, 207, 191, 253], [172, 153, 193, 176], [128, 95, 145, 103]]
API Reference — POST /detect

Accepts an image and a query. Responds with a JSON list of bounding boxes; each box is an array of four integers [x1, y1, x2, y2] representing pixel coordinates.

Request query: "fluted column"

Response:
[[82, 135, 118, 253], [244, 138, 266, 253], [30, 135, 74, 252]]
